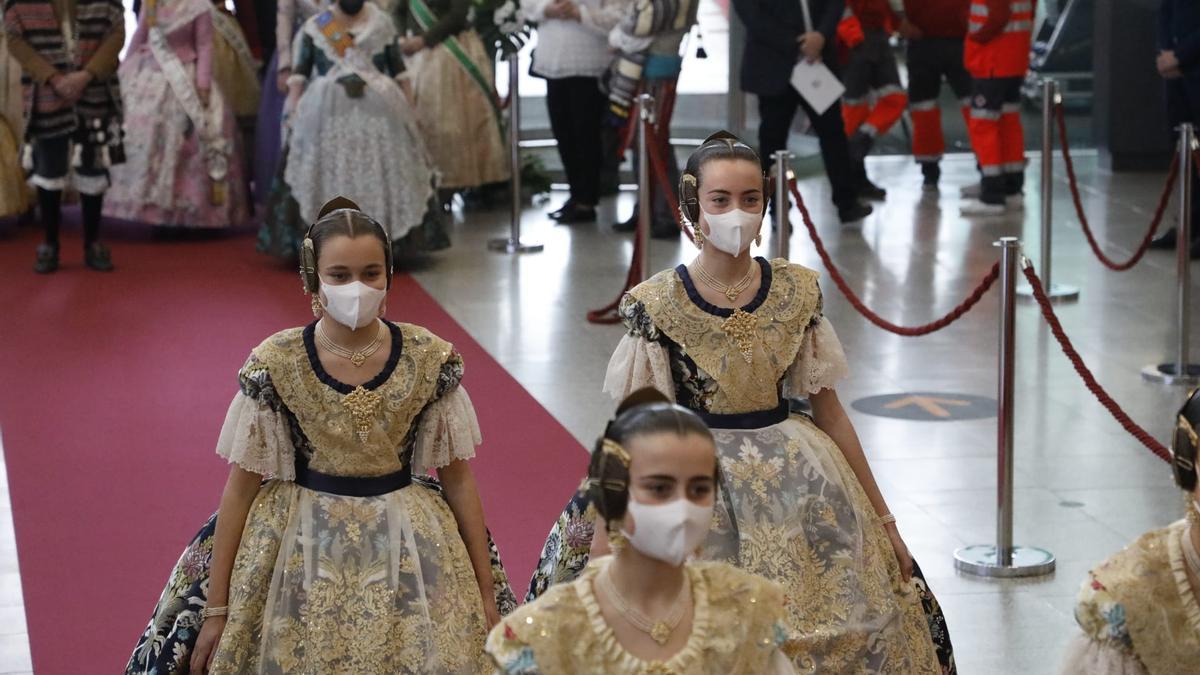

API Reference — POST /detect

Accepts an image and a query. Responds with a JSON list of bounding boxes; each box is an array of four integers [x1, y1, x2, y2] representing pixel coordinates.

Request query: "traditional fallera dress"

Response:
[[1058, 519, 1200, 675], [527, 258, 952, 674], [125, 320, 511, 674], [394, 0, 508, 191], [488, 557, 797, 674], [209, 1, 261, 121], [103, 0, 251, 228], [0, 33, 30, 218], [258, 2, 447, 260]]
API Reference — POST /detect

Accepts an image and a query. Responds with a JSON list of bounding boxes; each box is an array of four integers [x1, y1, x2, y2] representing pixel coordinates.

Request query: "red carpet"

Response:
[[0, 218, 586, 673]]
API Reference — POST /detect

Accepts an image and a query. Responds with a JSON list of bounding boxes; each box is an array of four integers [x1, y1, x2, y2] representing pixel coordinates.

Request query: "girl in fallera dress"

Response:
[[527, 132, 954, 674], [128, 198, 508, 674], [104, 0, 251, 229], [488, 388, 797, 674]]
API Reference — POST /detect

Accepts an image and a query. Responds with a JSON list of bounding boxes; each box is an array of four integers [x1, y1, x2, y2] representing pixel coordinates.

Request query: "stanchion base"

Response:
[[488, 238, 544, 254], [1017, 282, 1080, 301], [953, 545, 1056, 578], [1141, 363, 1200, 385]]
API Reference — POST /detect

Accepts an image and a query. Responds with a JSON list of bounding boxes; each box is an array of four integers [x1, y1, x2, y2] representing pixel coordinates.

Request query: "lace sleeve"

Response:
[[486, 617, 540, 674], [603, 334, 675, 402], [1057, 635, 1147, 675], [214, 357, 295, 479], [783, 316, 849, 396], [412, 353, 482, 474]]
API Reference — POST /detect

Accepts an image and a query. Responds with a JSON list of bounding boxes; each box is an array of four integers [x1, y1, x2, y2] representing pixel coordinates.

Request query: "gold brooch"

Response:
[[342, 386, 382, 443], [722, 309, 758, 363]]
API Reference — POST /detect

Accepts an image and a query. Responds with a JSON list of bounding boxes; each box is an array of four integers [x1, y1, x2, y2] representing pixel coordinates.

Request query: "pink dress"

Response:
[[104, 0, 250, 228]]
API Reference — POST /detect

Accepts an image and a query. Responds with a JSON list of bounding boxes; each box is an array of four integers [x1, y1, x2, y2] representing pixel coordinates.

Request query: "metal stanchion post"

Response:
[[489, 54, 543, 254], [1019, 79, 1077, 301], [774, 151, 790, 259], [636, 93, 655, 283], [1143, 123, 1200, 384], [955, 238, 1056, 578]]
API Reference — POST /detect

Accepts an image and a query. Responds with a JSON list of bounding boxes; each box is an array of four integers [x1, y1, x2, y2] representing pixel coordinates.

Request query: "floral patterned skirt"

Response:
[[526, 414, 956, 674], [126, 476, 516, 675]]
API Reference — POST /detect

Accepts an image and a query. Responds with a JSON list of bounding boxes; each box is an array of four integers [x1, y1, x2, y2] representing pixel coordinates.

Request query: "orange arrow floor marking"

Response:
[[882, 395, 972, 418]]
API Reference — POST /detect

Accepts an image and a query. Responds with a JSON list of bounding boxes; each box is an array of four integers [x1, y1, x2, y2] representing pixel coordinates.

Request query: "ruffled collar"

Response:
[[576, 558, 711, 673]]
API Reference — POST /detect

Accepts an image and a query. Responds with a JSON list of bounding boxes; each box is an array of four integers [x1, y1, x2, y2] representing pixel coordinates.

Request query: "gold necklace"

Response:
[[317, 320, 386, 367], [693, 260, 756, 302], [598, 566, 688, 646]]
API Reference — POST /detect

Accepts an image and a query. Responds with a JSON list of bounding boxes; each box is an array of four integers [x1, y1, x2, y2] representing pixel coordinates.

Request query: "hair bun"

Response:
[[614, 387, 672, 417], [317, 196, 362, 219]]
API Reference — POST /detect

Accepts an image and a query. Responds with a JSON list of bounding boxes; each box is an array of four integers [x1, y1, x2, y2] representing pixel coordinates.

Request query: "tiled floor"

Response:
[[0, 149, 1191, 673]]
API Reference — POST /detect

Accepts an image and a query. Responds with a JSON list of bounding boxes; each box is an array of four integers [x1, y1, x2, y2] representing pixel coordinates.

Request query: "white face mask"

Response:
[[701, 206, 761, 256], [621, 497, 714, 566], [320, 278, 386, 329]]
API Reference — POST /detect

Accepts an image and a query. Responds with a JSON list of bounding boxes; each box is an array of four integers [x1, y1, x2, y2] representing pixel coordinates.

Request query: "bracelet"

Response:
[[200, 605, 229, 620], [877, 513, 897, 526]]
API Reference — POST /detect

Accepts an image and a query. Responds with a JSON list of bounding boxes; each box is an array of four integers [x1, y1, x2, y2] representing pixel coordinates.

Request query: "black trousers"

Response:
[[1167, 76, 1200, 237], [757, 86, 861, 211], [907, 38, 971, 104], [545, 76, 606, 206]]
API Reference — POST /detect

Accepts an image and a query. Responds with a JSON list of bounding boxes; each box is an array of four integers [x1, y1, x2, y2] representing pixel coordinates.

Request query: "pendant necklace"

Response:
[[693, 260, 756, 303], [317, 319, 386, 367], [598, 566, 688, 646]]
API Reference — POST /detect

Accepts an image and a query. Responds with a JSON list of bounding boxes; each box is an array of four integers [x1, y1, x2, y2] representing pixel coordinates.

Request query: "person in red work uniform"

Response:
[[959, 0, 1035, 216], [839, 0, 907, 200], [901, 0, 971, 191]]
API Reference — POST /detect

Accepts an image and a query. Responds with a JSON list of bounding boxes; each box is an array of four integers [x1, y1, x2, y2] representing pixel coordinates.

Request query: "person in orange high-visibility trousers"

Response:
[[839, 0, 908, 200], [960, 0, 1035, 216], [901, 0, 972, 191]]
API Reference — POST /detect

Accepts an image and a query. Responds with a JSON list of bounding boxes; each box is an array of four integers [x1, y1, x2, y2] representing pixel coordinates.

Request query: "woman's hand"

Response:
[[884, 523, 913, 582], [276, 66, 292, 93], [399, 36, 426, 55], [198, 85, 211, 107], [189, 616, 226, 674], [481, 590, 501, 630]]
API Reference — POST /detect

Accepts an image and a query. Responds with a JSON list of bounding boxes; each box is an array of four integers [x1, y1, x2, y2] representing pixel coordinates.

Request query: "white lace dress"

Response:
[[284, 2, 435, 241]]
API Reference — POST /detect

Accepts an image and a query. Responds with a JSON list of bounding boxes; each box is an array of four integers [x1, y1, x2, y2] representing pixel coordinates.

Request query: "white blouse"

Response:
[[523, 0, 631, 79]]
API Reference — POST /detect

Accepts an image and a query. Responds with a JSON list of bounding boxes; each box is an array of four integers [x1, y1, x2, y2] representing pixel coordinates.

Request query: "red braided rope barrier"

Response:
[[1055, 102, 1180, 271], [1021, 263, 1171, 462], [788, 181, 1000, 335]]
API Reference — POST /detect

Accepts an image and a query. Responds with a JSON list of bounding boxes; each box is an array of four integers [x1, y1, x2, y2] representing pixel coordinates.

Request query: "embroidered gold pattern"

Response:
[[487, 559, 791, 674], [629, 259, 822, 415]]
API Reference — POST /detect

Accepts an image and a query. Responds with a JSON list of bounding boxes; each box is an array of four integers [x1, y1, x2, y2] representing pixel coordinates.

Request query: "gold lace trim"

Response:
[[253, 323, 452, 477], [629, 259, 821, 415]]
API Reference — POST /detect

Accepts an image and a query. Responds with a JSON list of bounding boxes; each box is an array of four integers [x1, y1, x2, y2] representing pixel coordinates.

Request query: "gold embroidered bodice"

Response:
[[627, 258, 822, 415], [487, 558, 792, 674], [1078, 519, 1200, 674], [249, 321, 452, 477]]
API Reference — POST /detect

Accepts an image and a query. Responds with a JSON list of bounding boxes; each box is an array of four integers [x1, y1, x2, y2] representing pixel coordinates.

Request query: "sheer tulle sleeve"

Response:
[[783, 316, 849, 396], [1057, 635, 1147, 675], [412, 353, 483, 474], [602, 294, 675, 401], [214, 356, 295, 479]]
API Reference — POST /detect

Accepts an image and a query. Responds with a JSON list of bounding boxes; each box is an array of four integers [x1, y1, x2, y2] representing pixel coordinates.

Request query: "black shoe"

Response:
[[859, 180, 887, 201], [1151, 228, 1178, 250], [554, 203, 596, 224], [838, 202, 873, 223], [549, 200, 575, 220], [34, 243, 59, 274], [613, 213, 637, 232], [84, 242, 114, 272]]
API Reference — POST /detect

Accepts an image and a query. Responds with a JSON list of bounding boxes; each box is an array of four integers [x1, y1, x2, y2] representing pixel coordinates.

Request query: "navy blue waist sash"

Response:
[[696, 400, 790, 430], [294, 458, 413, 497]]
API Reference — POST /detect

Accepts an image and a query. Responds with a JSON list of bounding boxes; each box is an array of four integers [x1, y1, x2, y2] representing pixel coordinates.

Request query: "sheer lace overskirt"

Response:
[[215, 392, 296, 480], [412, 385, 482, 475]]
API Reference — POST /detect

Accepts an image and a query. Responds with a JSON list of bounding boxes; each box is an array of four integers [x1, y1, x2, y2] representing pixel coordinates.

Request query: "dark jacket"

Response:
[[733, 0, 842, 96], [1160, 0, 1200, 79]]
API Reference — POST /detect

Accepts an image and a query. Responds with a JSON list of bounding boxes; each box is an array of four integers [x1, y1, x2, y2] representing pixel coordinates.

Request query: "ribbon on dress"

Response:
[[145, 4, 230, 205], [408, 0, 503, 139]]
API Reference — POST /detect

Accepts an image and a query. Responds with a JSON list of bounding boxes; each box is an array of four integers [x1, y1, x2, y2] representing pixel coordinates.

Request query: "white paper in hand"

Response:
[[790, 60, 845, 116]]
